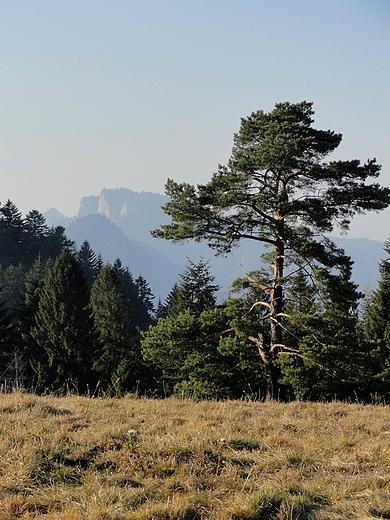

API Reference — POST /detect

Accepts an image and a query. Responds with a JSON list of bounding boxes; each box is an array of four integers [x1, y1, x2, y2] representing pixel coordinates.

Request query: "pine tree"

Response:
[[152, 101, 390, 399], [31, 249, 93, 393]]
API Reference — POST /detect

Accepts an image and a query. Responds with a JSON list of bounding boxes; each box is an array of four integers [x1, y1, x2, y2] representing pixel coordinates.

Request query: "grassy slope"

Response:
[[1, 394, 390, 519]]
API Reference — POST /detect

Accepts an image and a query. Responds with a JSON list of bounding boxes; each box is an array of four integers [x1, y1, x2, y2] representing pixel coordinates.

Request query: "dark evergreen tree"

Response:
[[152, 101, 390, 399], [170, 257, 218, 316], [134, 275, 155, 329], [362, 240, 390, 399], [0, 263, 26, 320], [278, 261, 365, 400], [164, 283, 180, 316], [154, 297, 168, 320], [0, 285, 18, 388], [43, 226, 74, 261], [142, 258, 261, 398], [24, 209, 50, 264], [30, 249, 94, 393], [113, 259, 154, 331], [90, 264, 141, 396], [76, 240, 100, 288], [0, 263, 28, 389], [20, 256, 53, 387], [0, 200, 26, 267]]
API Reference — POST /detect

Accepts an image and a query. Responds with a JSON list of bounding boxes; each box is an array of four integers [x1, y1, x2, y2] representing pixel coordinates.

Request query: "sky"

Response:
[[1, 0, 390, 242]]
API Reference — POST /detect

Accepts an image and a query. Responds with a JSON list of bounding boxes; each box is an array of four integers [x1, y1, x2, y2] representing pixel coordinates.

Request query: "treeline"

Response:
[[1, 198, 390, 402], [0, 200, 155, 396]]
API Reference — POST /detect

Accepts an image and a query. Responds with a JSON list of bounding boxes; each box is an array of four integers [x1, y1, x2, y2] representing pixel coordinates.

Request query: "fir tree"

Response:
[[31, 249, 93, 393], [141, 258, 259, 398], [169, 257, 219, 316], [278, 261, 364, 400], [90, 264, 140, 396], [134, 275, 155, 329], [24, 209, 49, 264], [0, 285, 17, 387], [362, 240, 390, 398], [0, 200, 25, 267], [76, 240, 99, 288]]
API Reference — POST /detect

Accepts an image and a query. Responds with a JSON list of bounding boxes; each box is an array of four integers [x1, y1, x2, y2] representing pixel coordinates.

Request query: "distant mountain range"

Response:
[[44, 188, 386, 300]]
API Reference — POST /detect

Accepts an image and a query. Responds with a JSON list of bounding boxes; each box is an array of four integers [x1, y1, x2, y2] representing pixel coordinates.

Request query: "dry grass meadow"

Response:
[[1, 393, 390, 519]]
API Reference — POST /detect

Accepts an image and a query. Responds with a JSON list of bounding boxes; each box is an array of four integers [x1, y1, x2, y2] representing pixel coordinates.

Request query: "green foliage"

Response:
[[134, 274, 155, 329], [169, 257, 219, 316], [153, 102, 388, 251], [142, 259, 263, 398], [30, 249, 94, 393], [0, 285, 18, 382], [113, 259, 155, 330], [0, 200, 25, 267], [90, 263, 140, 393], [0, 200, 74, 269], [152, 101, 390, 399], [76, 239, 100, 288], [278, 263, 365, 400], [361, 240, 390, 398]]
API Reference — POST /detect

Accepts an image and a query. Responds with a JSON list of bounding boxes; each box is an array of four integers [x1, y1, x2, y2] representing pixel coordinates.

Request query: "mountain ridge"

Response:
[[44, 188, 385, 299]]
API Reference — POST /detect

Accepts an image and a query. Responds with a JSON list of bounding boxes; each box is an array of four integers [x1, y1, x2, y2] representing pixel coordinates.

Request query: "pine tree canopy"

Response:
[[152, 101, 390, 400]]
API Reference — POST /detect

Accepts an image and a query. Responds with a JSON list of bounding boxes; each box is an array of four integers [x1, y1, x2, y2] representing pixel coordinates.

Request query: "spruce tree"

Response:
[[170, 257, 219, 316], [76, 240, 100, 288], [134, 275, 155, 329], [90, 264, 139, 396], [31, 249, 93, 393], [113, 259, 154, 331], [0, 285, 17, 387], [141, 258, 259, 398], [278, 261, 364, 400], [24, 209, 49, 264], [21, 256, 53, 386], [362, 240, 390, 398], [0, 200, 25, 267]]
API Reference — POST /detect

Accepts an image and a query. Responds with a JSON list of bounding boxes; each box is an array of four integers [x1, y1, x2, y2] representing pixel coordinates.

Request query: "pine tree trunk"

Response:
[[266, 235, 285, 400]]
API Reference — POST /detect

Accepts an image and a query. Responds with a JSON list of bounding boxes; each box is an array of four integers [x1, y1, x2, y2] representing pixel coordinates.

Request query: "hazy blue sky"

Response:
[[1, 0, 389, 241]]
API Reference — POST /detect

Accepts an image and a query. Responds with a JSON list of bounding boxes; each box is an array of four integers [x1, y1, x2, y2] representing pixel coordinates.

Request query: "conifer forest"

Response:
[[2, 102, 390, 402]]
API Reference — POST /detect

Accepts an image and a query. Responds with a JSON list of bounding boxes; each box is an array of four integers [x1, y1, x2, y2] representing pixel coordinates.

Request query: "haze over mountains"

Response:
[[44, 188, 385, 300]]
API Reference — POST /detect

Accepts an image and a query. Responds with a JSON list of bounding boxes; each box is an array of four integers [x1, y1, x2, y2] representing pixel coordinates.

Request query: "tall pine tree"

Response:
[[152, 101, 390, 399]]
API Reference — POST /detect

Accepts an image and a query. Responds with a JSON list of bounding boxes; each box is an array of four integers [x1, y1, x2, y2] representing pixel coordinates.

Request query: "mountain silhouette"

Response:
[[45, 188, 385, 299]]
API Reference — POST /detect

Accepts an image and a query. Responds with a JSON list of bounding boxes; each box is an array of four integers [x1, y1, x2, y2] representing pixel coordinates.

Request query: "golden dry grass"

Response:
[[1, 394, 390, 519]]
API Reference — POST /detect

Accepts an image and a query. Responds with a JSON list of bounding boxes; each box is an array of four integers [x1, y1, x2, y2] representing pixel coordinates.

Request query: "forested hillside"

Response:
[[2, 101, 390, 401], [1, 194, 390, 402]]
